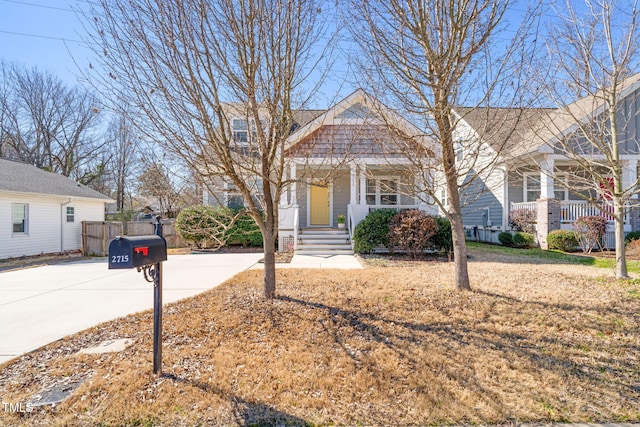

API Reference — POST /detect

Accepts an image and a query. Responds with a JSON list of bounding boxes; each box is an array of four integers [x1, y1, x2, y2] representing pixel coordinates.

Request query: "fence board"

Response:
[[82, 220, 186, 255]]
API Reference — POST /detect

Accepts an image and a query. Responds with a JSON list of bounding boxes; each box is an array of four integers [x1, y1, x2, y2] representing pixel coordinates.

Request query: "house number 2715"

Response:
[[111, 255, 129, 263]]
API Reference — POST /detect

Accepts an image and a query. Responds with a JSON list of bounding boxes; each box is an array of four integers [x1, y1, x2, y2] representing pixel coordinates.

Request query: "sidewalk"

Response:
[[252, 253, 364, 269]]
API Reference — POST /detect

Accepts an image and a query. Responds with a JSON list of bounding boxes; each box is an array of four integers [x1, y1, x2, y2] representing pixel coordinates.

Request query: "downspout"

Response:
[[60, 198, 72, 252]]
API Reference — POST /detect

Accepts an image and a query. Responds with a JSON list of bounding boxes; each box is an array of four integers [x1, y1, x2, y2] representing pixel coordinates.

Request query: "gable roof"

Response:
[[454, 71, 640, 159], [285, 88, 433, 153], [453, 106, 556, 156], [0, 158, 113, 201]]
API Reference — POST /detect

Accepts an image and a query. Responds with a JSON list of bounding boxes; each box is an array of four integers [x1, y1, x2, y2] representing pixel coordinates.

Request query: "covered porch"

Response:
[[278, 160, 437, 251]]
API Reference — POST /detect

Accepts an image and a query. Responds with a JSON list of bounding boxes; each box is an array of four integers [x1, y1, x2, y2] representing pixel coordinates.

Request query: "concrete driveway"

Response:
[[0, 253, 262, 365]]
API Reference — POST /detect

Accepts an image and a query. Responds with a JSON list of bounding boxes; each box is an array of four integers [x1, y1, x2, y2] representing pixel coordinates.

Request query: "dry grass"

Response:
[[1, 246, 639, 426]]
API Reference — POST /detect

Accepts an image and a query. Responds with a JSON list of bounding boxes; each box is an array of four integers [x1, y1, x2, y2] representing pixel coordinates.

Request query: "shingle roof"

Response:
[[453, 106, 556, 157], [454, 71, 640, 159], [0, 158, 113, 201]]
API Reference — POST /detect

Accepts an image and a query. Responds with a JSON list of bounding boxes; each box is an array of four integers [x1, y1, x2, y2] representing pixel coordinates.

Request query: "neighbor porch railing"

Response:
[[510, 200, 630, 250], [509, 200, 626, 224]]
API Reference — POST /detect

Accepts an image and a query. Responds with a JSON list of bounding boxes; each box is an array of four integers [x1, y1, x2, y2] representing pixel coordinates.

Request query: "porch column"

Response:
[[539, 156, 555, 199], [623, 159, 638, 199], [350, 163, 357, 204], [359, 164, 367, 205], [290, 163, 297, 205]]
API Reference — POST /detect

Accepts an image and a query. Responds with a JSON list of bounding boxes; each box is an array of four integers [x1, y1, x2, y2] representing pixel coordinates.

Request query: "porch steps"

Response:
[[296, 228, 353, 255]]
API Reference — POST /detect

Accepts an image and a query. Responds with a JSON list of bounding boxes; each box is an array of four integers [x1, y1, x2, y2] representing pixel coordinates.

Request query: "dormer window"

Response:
[[232, 119, 248, 143]]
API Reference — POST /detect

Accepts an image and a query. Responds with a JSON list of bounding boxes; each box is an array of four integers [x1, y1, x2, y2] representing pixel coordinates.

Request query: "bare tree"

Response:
[[107, 114, 139, 212], [0, 62, 108, 182], [137, 162, 191, 218], [535, 0, 640, 278], [84, 0, 329, 297], [350, 0, 540, 290]]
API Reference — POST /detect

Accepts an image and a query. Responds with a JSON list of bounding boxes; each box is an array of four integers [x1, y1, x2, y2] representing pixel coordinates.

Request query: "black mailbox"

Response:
[[108, 235, 167, 269]]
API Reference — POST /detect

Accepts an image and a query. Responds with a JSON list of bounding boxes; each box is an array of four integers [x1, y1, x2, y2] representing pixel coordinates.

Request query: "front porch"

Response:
[[510, 200, 632, 249], [278, 162, 437, 252]]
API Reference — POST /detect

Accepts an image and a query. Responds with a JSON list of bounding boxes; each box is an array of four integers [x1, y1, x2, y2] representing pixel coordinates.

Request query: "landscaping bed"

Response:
[[0, 245, 639, 426]]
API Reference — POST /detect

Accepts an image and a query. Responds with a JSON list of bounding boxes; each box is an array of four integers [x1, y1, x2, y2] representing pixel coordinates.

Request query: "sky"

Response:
[[0, 0, 354, 108], [0, 0, 93, 86]]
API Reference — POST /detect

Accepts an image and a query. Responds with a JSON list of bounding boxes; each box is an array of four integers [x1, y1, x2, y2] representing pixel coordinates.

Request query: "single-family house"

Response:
[[203, 89, 440, 254], [452, 72, 640, 248], [0, 158, 114, 259]]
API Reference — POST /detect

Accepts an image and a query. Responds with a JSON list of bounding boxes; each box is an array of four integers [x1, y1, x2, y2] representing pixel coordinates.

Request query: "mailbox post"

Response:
[[152, 218, 163, 375], [108, 216, 167, 374]]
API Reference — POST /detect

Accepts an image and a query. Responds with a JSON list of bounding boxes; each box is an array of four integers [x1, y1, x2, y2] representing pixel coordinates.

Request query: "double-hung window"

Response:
[[66, 207, 75, 223], [226, 181, 244, 208], [232, 119, 248, 144], [366, 177, 399, 205], [12, 203, 28, 233], [524, 173, 568, 202]]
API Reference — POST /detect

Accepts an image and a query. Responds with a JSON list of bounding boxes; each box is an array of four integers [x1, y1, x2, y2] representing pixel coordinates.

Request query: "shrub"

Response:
[[510, 209, 536, 234], [387, 210, 438, 258], [573, 215, 607, 253], [512, 231, 535, 248], [175, 205, 235, 249], [626, 238, 640, 257], [227, 209, 263, 247], [547, 230, 578, 252], [498, 231, 513, 246], [432, 216, 453, 254], [625, 230, 640, 244], [353, 209, 397, 253]]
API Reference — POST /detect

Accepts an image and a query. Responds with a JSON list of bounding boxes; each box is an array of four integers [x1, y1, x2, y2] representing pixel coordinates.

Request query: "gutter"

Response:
[[60, 198, 73, 252]]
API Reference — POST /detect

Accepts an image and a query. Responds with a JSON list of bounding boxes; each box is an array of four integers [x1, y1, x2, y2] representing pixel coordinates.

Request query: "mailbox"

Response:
[[108, 235, 167, 269]]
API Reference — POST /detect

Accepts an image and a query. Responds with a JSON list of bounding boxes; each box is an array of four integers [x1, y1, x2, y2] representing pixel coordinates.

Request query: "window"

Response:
[[66, 206, 75, 223], [524, 174, 540, 202], [524, 173, 568, 202], [12, 203, 28, 233], [380, 179, 398, 205], [232, 119, 248, 143], [366, 177, 399, 205], [225, 181, 244, 208]]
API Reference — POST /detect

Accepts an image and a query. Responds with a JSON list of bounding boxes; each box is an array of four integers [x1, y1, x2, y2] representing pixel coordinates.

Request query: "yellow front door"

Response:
[[310, 184, 330, 226]]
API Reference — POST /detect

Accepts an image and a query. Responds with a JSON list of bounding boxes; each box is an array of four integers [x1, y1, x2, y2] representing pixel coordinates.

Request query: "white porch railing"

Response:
[[509, 201, 536, 214], [347, 204, 356, 250], [510, 200, 630, 250], [293, 207, 299, 250], [510, 201, 625, 224]]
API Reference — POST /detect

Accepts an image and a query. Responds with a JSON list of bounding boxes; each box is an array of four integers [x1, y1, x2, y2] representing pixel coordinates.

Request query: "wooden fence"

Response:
[[82, 220, 186, 256]]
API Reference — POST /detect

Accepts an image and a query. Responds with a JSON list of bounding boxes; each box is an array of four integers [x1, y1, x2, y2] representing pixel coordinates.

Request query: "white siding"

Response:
[[0, 192, 106, 259], [62, 200, 106, 251]]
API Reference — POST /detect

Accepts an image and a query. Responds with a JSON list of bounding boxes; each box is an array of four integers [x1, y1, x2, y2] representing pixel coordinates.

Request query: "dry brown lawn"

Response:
[[0, 247, 639, 426]]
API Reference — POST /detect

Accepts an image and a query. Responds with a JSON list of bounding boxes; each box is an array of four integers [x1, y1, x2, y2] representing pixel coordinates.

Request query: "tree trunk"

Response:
[[263, 232, 277, 299], [614, 196, 628, 279], [449, 204, 471, 291]]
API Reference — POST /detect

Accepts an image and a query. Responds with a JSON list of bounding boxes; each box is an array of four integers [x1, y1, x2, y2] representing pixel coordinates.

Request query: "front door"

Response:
[[310, 183, 330, 226]]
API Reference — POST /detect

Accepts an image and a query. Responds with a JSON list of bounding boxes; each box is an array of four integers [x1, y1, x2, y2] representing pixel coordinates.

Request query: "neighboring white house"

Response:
[[0, 158, 114, 259]]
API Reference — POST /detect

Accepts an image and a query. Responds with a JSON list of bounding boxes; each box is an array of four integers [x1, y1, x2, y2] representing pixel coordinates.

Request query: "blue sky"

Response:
[[0, 0, 353, 107], [0, 0, 92, 86]]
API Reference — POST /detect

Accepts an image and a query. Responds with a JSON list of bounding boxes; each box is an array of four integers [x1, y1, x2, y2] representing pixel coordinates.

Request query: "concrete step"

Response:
[[300, 234, 350, 240], [300, 228, 348, 236], [297, 243, 353, 250], [300, 239, 351, 245], [295, 249, 355, 255]]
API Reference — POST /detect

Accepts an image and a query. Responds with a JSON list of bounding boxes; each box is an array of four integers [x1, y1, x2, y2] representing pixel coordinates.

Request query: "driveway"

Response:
[[0, 253, 262, 365]]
